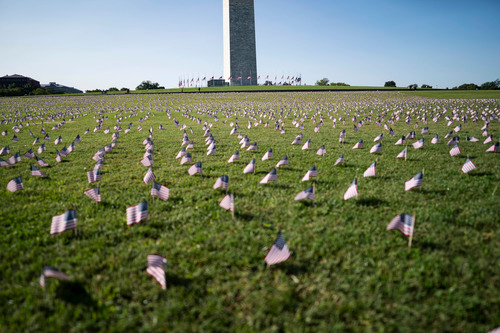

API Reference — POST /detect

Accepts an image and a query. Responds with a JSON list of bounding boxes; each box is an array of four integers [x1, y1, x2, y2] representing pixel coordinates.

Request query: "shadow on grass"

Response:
[[469, 172, 493, 177], [419, 189, 447, 195], [55, 281, 96, 308], [166, 273, 193, 288], [236, 212, 254, 222], [278, 261, 310, 275], [356, 197, 387, 207]]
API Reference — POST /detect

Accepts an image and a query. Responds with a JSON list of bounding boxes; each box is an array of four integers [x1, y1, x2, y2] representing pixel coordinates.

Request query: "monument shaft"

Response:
[[223, 0, 257, 86]]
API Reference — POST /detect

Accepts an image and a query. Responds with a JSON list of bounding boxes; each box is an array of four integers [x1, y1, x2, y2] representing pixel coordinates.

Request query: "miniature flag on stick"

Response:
[[302, 165, 317, 181], [219, 193, 234, 212], [294, 186, 314, 201], [276, 155, 289, 168], [151, 182, 169, 201], [31, 165, 47, 177], [262, 148, 273, 161], [412, 138, 424, 149], [449, 144, 461, 156], [50, 210, 77, 235], [87, 169, 101, 184], [316, 145, 326, 156], [141, 155, 153, 167], [486, 142, 499, 152], [387, 213, 415, 237], [126, 201, 148, 225], [243, 159, 256, 174], [363, 162, 377, 177], [188, 162, 203, 176], [84, 187, 101, 203], [7, 177, 24, 192], [395, 136, 405, 145], [352, 140, 363, 149], [213, 175, 229, 190], [180, 153, 192, 165], [343, 178, 358, 200], [370, 142, 382, 154], [265, 231, 291, 265], [146, 255, 167, 290], [260, 168, 277, 184], [334, 153, 344, 166], [396, 147, 407, 159], [302, 139, 311, 150], [143, 167, 155, 184], [461, 158, 476, 174], [39, 266, 70, 288], [228, 150, 239, 163], [405, 172, 423, 191], [431, 134, 439, 144]]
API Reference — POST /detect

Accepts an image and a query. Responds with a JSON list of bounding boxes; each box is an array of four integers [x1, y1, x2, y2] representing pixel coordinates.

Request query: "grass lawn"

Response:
[[0, 91, 499, 332]]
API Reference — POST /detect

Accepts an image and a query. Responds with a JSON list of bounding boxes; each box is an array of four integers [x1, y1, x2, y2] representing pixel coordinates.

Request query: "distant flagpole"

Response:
[[409, 211, 416, 248]]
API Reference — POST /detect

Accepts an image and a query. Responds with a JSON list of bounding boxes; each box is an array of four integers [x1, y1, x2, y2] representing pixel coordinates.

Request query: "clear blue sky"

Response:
[[1, 0, 499, 90]]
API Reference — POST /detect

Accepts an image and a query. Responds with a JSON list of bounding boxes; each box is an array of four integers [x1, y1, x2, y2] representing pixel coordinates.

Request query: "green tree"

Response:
[[136, 81, 164, 90], [108, 87, 119, 92], [480, 79, 500, 90], [315, 78, 330, 86], [31, 88, 50, 95], [384, 81, 396, 87], [120, 87, 129, 91], [421, 84, 432, 89]]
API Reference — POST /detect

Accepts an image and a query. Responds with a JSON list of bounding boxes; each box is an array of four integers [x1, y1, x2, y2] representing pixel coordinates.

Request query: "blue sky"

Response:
[[1, 0, 499, 90]]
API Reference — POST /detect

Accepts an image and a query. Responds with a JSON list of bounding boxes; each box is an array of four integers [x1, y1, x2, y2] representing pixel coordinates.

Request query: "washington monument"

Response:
[[223, 0, 258, 86]]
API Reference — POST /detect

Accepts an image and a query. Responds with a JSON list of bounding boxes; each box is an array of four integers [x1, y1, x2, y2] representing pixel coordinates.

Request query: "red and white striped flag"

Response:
[[276, 155, 289, 168], [246, 142, 257, 151], [262, 148, 273, 161], [374, 133, 383, 142], [461, 158, 476, 174], [334, 154, 344, 166], [484, 135, 493, 144], [143, 167, 155, 184], [363, 162, 376, 177], [343, 178, 358, 200], [316, 145, 326, 156], [431, 134, 439, 144], [302, 165, 317, 181], [264, 231, 291, 265], [219, 193, 234, 212], [31, 165, 47, 177], [370, 142, 382, 154], [260, 168, 277, 184], [243, 159, 255, 174], [141, 155, 153, 167], [301, 139, 311, 150], [39, 266, 70, 288], [7, 176, 24, 192], [50, 210, 77, 234], [188, 162, 203, 176], [176, 147, 186, 159], [405, 172, 423, 191], [146, 254, 167, 290], [395, 136, 405, 145], [213, 175, 229, 190], [151, 182, 170, 201], [228, 150, 239, 163], [449, 144, 461, 156], [486, 142, 499, 152], [352, 140, 363, 149], [127, 201, 148, 225], [181, 153, 192, 165], [84, 187, 101, 203], [87, 169, 101, 183], [387, 214, 414, 237], [294, 186, 314, 201], [396, 148, 407, 159]]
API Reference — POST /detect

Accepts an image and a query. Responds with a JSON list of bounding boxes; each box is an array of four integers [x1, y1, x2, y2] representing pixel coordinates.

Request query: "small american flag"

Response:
[[301, 165, 317, 181], [188, 162, 203, 176], [127, 201, 148, 225], [262, 148, 273, 161], [461, 158, 476, 174], [74, 134, 81, 143], [316, 145, 326, 156], [483, 135, 493, 144], [243, 159, 255, 174], [0, 146, 9, 155], [363, 162, 376, 177], [334, 154, 344, 166], [213, 175, 229, 190], [374, 133, 383, 142], [31, 165, 47, 177], [276, 155, 289, 168], [466, 136, 479, 142], [147, 255, 167, 290], [0, 158, 10, 167], [405, 172, 423, 191], [291, 136, 301, 145], [84, 187, 101, 203], [247, 142, 257, 151], [431, 134, 439, 144], [50, 210, 77, 234], [87, 169, 101, 183], [181, 153, 192, 165], [141, 155, 153, 167], [39, 266, 70, 288], [387, 214, 414, 237], [7, 177, 24, 192], [395, 136, 405, 145], [265, 231, 291, 265], [151, 182, 170, 201], [143, 167, 155, 184], [24, 149, 35, 159], [449, 144, 461, 156], [352, 140, 363, 149], [370, 142, 382, 154], [260, 168, 277, 184], [228, 150, 239, 163], [412, 138, 424, 149], [486, 142, 499, 152], [294, 186, 314, 201], [54, 136, 62, 145], [396, 147, 407, 159], [301, 139, 311, 150], [343, 178, 358, 200], [219, 193, 234, 212], [176, 147, 186, 159]]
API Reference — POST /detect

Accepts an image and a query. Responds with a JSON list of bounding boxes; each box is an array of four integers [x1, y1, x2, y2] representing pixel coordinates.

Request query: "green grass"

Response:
[[0, 91, 499, 332]]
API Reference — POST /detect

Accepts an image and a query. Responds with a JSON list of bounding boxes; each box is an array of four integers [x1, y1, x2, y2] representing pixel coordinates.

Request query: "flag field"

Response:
[[0, 91, 499, 332]]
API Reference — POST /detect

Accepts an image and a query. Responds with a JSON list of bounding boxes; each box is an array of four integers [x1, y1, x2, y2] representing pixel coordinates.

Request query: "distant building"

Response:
[[208, 79, 227, 87], [41, 82, 83, 94], [0, 74, 40, 89]]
